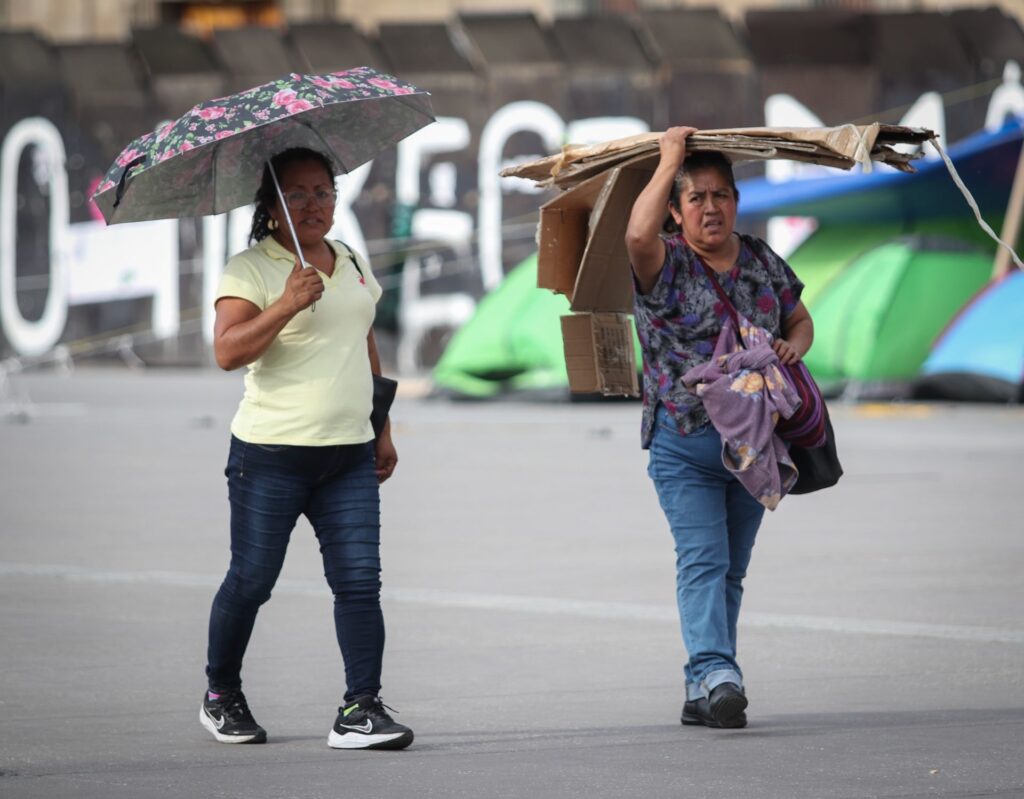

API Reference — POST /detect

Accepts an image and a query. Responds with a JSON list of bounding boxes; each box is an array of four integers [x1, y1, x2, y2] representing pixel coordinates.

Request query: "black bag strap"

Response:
[[686, 238, 740, 327], [332, 239, 364, 279], [333, 240, 391, 391]]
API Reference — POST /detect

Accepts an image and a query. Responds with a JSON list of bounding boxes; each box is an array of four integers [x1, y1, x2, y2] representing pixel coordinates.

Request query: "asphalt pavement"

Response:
[[1, 368, 1022, 799]]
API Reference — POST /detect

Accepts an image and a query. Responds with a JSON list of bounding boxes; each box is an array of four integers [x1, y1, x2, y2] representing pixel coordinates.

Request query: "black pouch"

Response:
[[371, 375, 398, 439], [788, 406, 843, 494]]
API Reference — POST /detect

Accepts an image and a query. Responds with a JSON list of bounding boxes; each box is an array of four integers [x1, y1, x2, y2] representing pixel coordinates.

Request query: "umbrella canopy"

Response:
[[92, 67, 434, 224]]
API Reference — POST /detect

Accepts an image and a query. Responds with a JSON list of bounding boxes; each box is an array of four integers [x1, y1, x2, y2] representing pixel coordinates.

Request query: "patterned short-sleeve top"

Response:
[[632, 232, 804, 449]]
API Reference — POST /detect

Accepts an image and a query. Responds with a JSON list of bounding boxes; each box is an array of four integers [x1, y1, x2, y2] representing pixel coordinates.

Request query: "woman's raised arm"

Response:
[[625, 126, 696, 294]]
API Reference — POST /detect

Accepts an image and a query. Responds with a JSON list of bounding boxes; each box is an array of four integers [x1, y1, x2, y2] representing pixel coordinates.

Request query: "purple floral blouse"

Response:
[[633, 232, 804, 449]]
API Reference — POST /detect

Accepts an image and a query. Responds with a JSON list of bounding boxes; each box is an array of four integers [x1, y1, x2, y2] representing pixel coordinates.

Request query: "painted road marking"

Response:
[[2, 561, 1022, 645]]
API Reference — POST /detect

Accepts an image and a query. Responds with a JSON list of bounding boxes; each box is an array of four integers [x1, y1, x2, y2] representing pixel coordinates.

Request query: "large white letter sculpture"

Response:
[[0, 117, 69, 356], [478, 102, 564, 291], [986, 61, 1024, 132]]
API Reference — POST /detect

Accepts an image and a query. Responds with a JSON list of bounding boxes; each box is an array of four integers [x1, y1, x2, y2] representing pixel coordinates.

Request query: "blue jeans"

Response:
[[206, 436, 384, 702], [648, 406, 765, 701]]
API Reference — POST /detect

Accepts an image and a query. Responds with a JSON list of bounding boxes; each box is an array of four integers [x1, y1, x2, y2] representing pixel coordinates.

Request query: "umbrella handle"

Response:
[[268, 162, 316, 313]]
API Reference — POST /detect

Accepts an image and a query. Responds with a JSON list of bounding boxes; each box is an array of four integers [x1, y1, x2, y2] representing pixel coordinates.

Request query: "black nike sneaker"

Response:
[[199, 689, 267, 744], [327, 695, 414, 750]]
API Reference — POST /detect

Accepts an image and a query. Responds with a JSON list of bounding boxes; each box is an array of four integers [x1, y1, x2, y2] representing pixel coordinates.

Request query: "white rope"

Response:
[[930, 135, 1024, 269], [838, 123, 874, 174]]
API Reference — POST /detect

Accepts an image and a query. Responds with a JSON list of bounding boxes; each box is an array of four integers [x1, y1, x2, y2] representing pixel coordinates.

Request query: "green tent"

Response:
[[786, 217, 997, 307], [787, 224, 900, 307], [803, 236, 993, 382], [433, 230, 997, 397], [432, 254, 572, 397]]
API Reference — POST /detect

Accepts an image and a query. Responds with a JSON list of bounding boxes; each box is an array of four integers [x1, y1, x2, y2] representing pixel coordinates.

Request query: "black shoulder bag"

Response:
[[695, 249, 843, 495]]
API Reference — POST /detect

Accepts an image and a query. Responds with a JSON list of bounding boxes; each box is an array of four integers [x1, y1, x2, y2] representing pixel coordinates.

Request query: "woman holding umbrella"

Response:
[[200, 146, 411, 750], [92, 67, 433, 750]]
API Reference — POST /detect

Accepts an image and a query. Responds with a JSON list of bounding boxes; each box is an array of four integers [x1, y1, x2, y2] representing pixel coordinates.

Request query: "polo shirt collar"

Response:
[[257, 235, 343, 265], [257, 235, 300, 263]]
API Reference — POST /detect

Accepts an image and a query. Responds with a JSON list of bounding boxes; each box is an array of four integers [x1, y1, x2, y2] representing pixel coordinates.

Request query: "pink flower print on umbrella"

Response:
[[92, 66, 433, 225], [311, 75, 355, 90], [285, 99, 316, 114], [196, 106, 227, 121], [273, 89, 297, 107], [116, 148, 144, 167]]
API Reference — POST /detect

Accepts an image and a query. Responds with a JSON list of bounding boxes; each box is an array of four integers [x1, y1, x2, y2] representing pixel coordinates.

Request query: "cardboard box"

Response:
[[561, 313, 639, 397], [537, 152, 658, 314], [537, 170, 610, 300], [538, 153, 654, 397]]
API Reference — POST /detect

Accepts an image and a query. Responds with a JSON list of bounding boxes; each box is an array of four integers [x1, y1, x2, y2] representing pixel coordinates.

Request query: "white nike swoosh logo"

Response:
[[338, 720, 373, 734], [207, 710, 226, 730]]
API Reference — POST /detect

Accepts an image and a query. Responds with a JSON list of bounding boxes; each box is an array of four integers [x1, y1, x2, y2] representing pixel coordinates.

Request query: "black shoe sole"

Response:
[[367, 730, 414, 750], [681, 710, 747, 729], [709, 690, 749, 725]]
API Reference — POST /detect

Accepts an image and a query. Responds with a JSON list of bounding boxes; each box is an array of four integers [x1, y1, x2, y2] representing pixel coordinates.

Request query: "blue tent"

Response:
[[914, 271, 1024, 401], [736, 118, 1023, 225]]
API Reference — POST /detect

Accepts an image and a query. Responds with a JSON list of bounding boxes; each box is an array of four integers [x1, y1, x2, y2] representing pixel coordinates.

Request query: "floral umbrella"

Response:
[[92, 66, 434, 226]]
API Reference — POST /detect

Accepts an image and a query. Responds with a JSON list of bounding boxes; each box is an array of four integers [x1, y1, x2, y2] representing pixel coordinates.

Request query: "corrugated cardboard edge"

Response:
[[560, 312, 639, 397], [537, 170, 612, 298], [570, 154, 658, 313]]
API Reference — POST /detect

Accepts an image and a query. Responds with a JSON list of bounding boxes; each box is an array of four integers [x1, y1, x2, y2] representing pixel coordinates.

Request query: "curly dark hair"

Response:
[[249, 147, 335, 244], [665, 151, 739, 234]]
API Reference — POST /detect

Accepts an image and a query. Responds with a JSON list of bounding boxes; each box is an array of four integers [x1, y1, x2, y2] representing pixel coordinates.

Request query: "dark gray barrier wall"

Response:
[[551, 16, 660, 124], [132, 26, 227, 119], [746, 10, 879, 126], [874, 12, 979, 143], [638, 9, 757, 132], [0, 9, 1022, 364], [459, 12, 566, 273]]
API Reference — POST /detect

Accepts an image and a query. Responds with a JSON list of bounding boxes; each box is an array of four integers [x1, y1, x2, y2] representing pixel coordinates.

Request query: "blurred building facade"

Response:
[[2, 0, 1022, 39], [0, 0, 1022, 369]]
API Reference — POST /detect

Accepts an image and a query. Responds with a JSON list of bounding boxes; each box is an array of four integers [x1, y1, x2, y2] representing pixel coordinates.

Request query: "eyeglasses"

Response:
[[282, 189, 337, 209]]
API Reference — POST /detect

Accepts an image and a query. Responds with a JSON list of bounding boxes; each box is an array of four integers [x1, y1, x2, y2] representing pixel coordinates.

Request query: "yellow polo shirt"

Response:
[[216, 236, 383, 446]]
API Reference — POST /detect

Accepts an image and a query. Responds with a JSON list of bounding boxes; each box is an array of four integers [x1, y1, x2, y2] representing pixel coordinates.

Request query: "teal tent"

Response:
[[912, 270, 1024, 402]]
